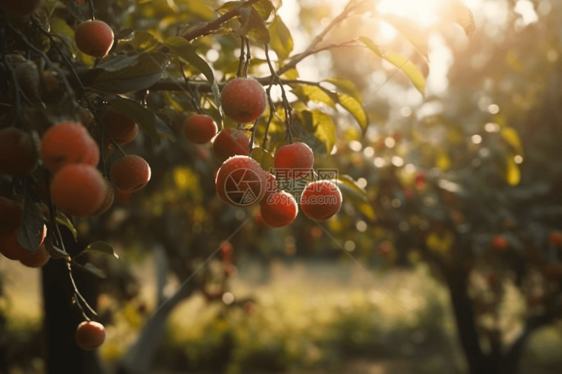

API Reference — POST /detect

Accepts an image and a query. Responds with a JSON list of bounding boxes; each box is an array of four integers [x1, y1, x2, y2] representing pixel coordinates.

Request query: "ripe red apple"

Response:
[[220, 78, 267, 123]]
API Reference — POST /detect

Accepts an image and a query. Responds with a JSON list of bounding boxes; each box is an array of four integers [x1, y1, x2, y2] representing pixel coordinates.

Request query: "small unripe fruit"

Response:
[[220, 78, 267, 123], [51, 164, 106, 216], [0, 224, 46, 260], [491, 235, 508, 250], [20, 244, 50, 268], [111, 155, 151, 192], [76, 321, 106, 350], [0, 197, 22, 236], [0, 128, 37, 176], [41, 122, 99, 173], [0, 0, 41, 16], [75, 21, 114, 57], [274, 142, 314, 180], [300, 181, 342, 222], [184, 114, 218, 144], [549, 231, 562, 246], [91, 180, 114, 216], [16, 61, 42, 102], [212, 128, 250, 163], [260, 191, 298, 228], [102, 109, 139, 145], [215, 156, 266, 207]]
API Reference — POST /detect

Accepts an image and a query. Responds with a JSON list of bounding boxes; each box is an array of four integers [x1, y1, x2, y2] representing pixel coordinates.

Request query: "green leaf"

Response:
[[78, 262, 107, 279], [268, 15, 293, 60], [251, 148, 275, 172], [109, 98, 177, 145], [56, 212, 78, 241], [439, 0, 476, 37], [382, 14, 429, 60], [337, 175, 368, 202], [359, 36, 384, 58], [254, 0, 275, 20], [17, 193, 44, 252], [217, 1, 240, 14], [506, 158, 521, 186], [296, 110, 337, 154], [93, 52, 169, 94], [84, 241, 119, 259], [165, 37, 220, 104], [324, 77, 363, 103], [44, 238, 71, 261], [238, 6, 270, 44], [335, 93, 368, 134], [118, 31, 160, 52], [291, 85, 336, 108], [385, 53, 425, 95]]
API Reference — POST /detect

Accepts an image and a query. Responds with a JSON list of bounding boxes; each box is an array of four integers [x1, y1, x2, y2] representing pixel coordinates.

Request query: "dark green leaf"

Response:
[[268, 16, 293, 60], [116, 28, 135, 41], [56, 212, 78, 241], [84, 241, 119, 259], [238, 6, 270, 44], [17, 193, 43, 252], [79, 263, 107, 279], [44, 238, 71, 261], [93, 52, 168, 94]]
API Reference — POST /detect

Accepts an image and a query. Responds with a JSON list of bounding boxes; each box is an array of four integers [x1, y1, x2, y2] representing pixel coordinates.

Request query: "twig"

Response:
[[237, 36, 246, 78], [67, 262, 98, 319], [262, 86, 275, 148], [248, 118, 258, 156], [264, 44, 292, 143], [243, 38, 251, 77], [182, 0, 262, 41]]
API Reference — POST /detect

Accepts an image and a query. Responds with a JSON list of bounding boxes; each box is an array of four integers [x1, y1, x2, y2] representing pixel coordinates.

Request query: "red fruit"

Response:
[[549, 231, 562, 246], [260, 191, 298, 228], [20, 244, 50, 268], [41, 122, 99, 173], [51, 164, 106, 216], [491, 235, 508, 250], [92, 180, 114, 216], [262, 172, 278, 201], [220, 78, 267, 123], [111, 155, 151, 193], [76, 321, 106, 350], [244, 302, 255, 315], [300, 181, 342, 222], [184, 114, 218, 144], [102, 110, 139, 145], [74, 21, 114, 58], [0, 128, 37, 175], [220, 241, 233, 263], [274, 142, 314, 180], [0, 224, 46, 260], [0, 0, 41, 16], [0, 197, 22, 236], [414, 172, 427, 189], [212, 128, 250, 163], [215, 156, 266, 207]]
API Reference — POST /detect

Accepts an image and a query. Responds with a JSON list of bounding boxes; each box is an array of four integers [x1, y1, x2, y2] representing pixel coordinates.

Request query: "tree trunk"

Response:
[[41, 228, 102, 374]]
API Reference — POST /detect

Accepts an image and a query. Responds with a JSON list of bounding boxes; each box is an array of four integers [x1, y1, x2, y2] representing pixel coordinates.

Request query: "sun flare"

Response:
[[377, 0, 446, 27]]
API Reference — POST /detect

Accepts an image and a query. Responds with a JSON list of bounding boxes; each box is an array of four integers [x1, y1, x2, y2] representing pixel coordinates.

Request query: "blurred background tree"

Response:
[[1, 0, 562, 374]]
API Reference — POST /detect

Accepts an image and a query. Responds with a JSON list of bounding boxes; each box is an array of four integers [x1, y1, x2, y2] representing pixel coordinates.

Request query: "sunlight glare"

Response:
[[377, 0, 446, 27]]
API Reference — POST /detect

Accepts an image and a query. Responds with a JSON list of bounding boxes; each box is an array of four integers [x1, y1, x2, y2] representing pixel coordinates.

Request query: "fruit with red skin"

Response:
[[220, 78, 267, 123], [300, 181, 342, 222], [41, 122, 99, 173], [0, 224, 46, 260], [102, 109, 139, 145], [20, 244, 50, 268], [220, 241, 233, 263], [184, 114, 218, 144], [262, 172, 278, 201], [549, 231, 562, 246], [74, 21, 114, 57], [212, 128, 250, 163], [51, 164, 106, 217], [491, 235, 509, 250], [0, 197, 22, 236], [260, 191, 298, 228], [111, 155, 151, 192], [0, 128, 37, 176], [0, 0, 41, 16], [274, 142, 314, 180], [244, 302, 255, 315], [215, 156, 266, 207], [92, 180, 114, 216], [414, 172, 427, 189], [76, 321, 106, 350]]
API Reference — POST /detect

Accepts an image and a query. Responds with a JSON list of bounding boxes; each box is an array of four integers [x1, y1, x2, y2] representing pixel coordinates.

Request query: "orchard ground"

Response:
[[2, 254, 562, 374]]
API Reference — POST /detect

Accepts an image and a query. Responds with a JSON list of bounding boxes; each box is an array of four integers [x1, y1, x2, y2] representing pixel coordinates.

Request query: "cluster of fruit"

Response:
[[182, 78, 343, 228]]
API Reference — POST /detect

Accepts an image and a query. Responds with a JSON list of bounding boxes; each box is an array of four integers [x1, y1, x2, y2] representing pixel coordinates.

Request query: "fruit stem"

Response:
[[262, 86, 275, 149], [248, 118, 258, 157], [264, 44, 293, 143], [236, 36, 246, 78], [243, 38, 251, 77], [86, 0, 96, 21]]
